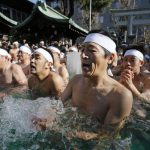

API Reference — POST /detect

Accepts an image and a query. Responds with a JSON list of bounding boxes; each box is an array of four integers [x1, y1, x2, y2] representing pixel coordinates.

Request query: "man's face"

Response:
[[30, 52, 48, 74], [18, 51, 30, 62], [81, 42, 107, 77], [52, 52, 60, 62], [122, 55, 143, 73]]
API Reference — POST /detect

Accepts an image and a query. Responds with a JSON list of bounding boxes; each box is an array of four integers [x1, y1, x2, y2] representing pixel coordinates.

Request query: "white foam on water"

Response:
[[0, 96, 64, 146]]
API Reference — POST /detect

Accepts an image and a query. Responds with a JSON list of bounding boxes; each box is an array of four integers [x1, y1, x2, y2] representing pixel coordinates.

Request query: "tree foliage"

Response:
[[75, 0, 114, 12]]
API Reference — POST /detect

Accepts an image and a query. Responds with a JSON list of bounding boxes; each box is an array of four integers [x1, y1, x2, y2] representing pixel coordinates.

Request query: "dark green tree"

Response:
[[74, 0, 114, 30], [75, 0, 114, 12]]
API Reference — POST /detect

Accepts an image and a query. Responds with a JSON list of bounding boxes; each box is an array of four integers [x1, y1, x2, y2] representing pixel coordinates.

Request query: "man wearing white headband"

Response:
[[0, 48, 27, 99], [48, 46, 69, 85], [18, 46, 32, 77], [120, 49, 150, 104], [61, 31, 133, 139], [28, 48, 65, 99]]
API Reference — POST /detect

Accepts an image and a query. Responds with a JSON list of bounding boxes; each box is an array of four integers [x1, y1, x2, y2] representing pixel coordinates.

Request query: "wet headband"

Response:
[[0, 48, 9, 56], [48, 46, 60, 54], [124, 49, 144, 61], [35, 48, 53, 63], [20, 46, 31, 54], [84, 33, 116, 53]]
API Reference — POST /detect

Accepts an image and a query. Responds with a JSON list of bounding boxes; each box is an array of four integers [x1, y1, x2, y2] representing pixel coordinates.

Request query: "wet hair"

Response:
[[59, 46, 67, 53], [88, 29, 113, 57]]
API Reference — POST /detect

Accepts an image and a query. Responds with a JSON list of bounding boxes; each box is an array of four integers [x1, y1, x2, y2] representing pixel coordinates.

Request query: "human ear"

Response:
[[107, 53, 115, 65], [140, 60, 144, 66], [45, 62, 52, 69]]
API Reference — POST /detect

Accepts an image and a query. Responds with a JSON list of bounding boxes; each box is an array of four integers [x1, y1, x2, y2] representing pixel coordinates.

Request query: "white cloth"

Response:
[[84, 33, 116, 53], [124, 49, 144, 61], [107, 68, 113, 77], [20, 46, 31, 55], [0, 48, 8, 56], [48, 46, 60, 54], [35, 48, 53, 63]]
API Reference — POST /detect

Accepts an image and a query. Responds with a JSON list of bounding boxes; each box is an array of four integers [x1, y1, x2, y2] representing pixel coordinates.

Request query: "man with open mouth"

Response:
[[28, 48, 65, 99], [61, 30, 133, 140]]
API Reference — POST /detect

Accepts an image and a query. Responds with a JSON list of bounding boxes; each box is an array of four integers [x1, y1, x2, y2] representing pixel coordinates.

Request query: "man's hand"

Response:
[[119, 66, 134, 90]]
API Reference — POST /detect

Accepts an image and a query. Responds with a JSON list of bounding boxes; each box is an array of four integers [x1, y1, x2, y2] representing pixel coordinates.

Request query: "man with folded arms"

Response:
[[0, 48, 27, 99]]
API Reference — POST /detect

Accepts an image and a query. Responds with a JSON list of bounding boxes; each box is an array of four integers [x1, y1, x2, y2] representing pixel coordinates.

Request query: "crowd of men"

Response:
[[0, 29, 150, 140]]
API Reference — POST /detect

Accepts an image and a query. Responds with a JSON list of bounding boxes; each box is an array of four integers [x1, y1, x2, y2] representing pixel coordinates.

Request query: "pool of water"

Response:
[[0, 96, 149, 150]]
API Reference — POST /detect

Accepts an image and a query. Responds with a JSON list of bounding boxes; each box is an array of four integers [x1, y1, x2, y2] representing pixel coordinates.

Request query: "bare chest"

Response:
[[72, 86, 109, 120], [30, 78, 52, 97]]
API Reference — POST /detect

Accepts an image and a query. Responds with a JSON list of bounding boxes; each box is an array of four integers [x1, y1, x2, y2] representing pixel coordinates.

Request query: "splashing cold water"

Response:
[[0, 96, 149, 150]]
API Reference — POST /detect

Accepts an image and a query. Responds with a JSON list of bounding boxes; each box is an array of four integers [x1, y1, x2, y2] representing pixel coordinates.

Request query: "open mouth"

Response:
[[30, 65, 36, 71], [82, 62, 91, 71]]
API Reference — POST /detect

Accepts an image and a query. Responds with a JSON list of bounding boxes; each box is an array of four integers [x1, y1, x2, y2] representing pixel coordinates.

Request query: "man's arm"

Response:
[[52, 75, 66, 98], [12, 64, 28, 85], [61, 77, 74, 103], [140, 75, 150, 102], [59, 66, 69, 86], [103, 88, 133, 132]]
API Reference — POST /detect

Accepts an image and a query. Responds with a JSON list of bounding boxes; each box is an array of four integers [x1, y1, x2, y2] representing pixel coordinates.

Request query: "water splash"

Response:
[[1, 96, 148, 149], [0, 96, 64, 149]]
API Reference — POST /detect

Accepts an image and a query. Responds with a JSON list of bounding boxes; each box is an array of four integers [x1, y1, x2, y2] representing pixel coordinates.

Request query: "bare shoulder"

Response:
[[50, 72, 64, 83], [141, 72, 150, 79], [68, 74, 83, 85], [113, 80, 133, 103]]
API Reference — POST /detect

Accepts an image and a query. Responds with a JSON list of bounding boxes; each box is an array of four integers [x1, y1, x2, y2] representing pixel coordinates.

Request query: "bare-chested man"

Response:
[[0, 48, 28, 99], [119, 49, 150, 103], [18, 46, 31, 77], [28, 48, 65, 99], [48, 46, 69, 85], [9, 41, 19, 63], [61, 32, 133, 139]]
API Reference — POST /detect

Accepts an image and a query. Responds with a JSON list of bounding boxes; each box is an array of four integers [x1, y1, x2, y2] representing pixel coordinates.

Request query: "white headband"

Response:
[[84, 33, 116, 53], [124, 49, 144, 61], [0, 48, 9, 56], [35, 48, 53, 63], [48, 46, 60, 54], [20, 46, 31, 55]]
